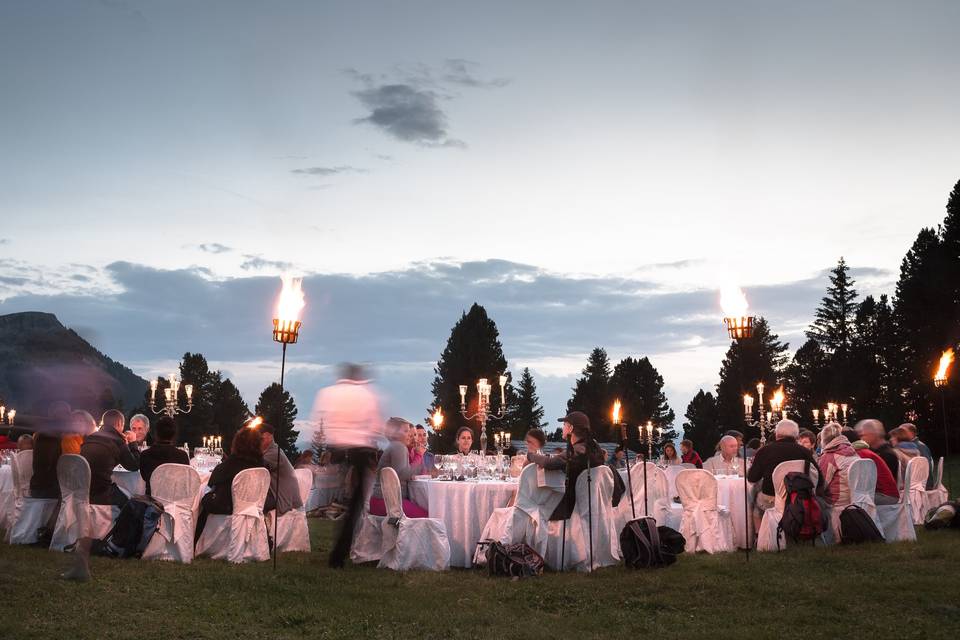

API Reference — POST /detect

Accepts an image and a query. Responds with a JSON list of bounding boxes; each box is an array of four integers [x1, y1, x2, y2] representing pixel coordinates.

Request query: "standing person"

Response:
[[80, 410, 140, 507], [310, 364, 383, 569], [680, 439, 703, 468], [138, 416, 189, 495]]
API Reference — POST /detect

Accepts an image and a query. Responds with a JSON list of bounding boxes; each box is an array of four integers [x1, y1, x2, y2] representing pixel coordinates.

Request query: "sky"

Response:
[[1, 1, 959, 447]]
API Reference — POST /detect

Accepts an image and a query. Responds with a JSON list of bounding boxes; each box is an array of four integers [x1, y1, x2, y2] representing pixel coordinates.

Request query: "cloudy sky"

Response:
[[2, 1, 958, 445]]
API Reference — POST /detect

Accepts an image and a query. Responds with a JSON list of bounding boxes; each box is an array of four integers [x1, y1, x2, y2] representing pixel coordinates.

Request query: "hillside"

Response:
[[0, 311, 147, 416]]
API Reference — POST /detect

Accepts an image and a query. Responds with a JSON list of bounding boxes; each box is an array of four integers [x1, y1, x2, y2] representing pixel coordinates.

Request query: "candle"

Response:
[[7, 409, 14, 424], [499, 374, 507, 402], [459, 385, 467, 405], [813, 409, 819, 422], [743, 394, 754, 413], [185, 384, 193, 400], [646, 421, 653, 438], [766, 411, 772, 424], [164, 388, 173, 401], [505, 432, 511, 442], [150, 378, 158, 399], [841, 403, 848, 418], [756, 382, 765, 399]]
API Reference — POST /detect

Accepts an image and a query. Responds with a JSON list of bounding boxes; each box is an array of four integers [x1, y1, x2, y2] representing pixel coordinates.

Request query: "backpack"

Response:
[[620, 517, 685, 569], [776, 461, 826, 548], [839, 505, 884, 544], [484, 542, 545, 578], [92, 496, 164, 559]]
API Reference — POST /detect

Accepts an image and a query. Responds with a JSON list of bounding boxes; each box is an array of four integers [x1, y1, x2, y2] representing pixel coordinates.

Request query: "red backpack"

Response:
[[777, 460, 826, 548]]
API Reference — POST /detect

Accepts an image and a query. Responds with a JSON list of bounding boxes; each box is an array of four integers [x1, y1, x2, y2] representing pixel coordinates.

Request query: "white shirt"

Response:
[[703, 453, 745, 475], [310, 379, 384, 449]]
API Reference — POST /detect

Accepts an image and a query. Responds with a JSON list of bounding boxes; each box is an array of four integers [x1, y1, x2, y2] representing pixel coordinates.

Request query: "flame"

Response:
[[431, 407, 444, 429], [771, 387, 785, 410], [612, 399, 622, 424], [935, 348, 954, 382], [246, 416, 263, 429], [276, 275, 305, 322], [720, 285, 749, 318]]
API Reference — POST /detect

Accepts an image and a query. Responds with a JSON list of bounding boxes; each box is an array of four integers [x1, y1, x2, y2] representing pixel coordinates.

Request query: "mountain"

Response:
[[0, 311, 147, 417]]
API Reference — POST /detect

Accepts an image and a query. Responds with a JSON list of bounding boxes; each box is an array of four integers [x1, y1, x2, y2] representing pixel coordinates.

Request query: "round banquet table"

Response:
[[715, 475, 753, 549], [112, 468, 145, 497], [408, 479, 518, 568], [306, 468, 342, 511]]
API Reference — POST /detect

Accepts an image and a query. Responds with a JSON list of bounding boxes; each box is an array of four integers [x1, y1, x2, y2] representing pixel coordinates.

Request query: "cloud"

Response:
[[352, 83, 464, 147], [0, 239, 9, 245], [291, 166, 367, 177], [240, 255, 294, 272], [198, 243, 233, 254], [441, 59, 510, 88]]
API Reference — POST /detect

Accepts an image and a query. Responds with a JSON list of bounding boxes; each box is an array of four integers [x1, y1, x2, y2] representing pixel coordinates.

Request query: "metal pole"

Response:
[[941, 389, 951, 496], [642, 452, 649, 517], [273, 341, 287, 571], [587, 451, 593, 573], [742, 441, 750, 561], [624, 432, 635, 520]]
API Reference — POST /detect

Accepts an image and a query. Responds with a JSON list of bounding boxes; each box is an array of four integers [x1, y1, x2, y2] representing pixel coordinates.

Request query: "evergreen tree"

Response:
[[715, 317, 789, 441], [567, 347, 613, 441], [429, 303, 510, 453], [176, 353, 221, 447], [211, 378, 250, 452], [609, 356, 676, 451], [806, 258, 858, 399], [682, 389, 720, 457], [511, 367, 546, 432], [847, 295, 905, 426], [255, 382, 299, 458], [783, 339, 830, 430]]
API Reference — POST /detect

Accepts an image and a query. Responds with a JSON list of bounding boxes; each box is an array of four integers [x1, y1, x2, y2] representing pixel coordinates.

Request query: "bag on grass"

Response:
[[924, 501, 960, 530], [620, 516, 684, 569], [92, 496, 163, 559], [777, 461, 826, 548], [485, 541, 544, 578], [839, 505, 884, 544]]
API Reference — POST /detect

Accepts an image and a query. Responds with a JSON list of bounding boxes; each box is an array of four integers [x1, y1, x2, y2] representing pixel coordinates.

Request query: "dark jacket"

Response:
[[80, 428, 141, 505], [530, 439, 624, 521], [30, 433, 63, 499], [203, 454, 266, 515], [747, 436, 823, 497], [871, 442, 900, 484], [139, 443, 190, 495]]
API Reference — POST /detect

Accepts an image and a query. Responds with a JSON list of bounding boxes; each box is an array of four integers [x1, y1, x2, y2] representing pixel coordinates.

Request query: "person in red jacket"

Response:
[[680, 439, 703, 468], [842, 428, 899, 504]]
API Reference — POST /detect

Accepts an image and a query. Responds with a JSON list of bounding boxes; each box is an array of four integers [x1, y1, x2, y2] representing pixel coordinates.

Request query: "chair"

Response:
[[7, 450, 60, 545], [615, 462, 677, 533], [545, 466, 621, 572], [0, 465, 17, 531], [50, 455, 115, 552], [350, 469, 386, 563], [826, 458, 879, 544], [377, 467, 450, 571], [904, 456, 929, 525], [478, 463, 563, 559], [756, 460, 821, 552], [195, 468, 271, 563], [676, 469, 735, 554], [876, 457, 919, 543], [142, 464, 201, 563], [269, 468, 313, 553], [923, 456, 949, 513]]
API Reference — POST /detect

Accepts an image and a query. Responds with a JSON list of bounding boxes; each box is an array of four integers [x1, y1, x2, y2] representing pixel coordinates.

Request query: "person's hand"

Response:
[[123, 431, 137, 444], [416, 443, 427, 456]]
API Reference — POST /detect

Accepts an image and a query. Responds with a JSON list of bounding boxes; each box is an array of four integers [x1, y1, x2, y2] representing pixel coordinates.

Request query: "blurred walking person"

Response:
[[310, 364, 383, 568]]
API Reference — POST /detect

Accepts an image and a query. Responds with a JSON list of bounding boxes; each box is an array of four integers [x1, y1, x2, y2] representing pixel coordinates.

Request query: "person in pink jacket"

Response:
[[817, 423, 859, 505]]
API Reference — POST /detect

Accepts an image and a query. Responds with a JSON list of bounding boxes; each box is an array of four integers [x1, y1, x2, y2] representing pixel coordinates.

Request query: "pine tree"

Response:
[[567, 347, 613, 440], [609, 356, 676, 451], [783, 339, 830, 430], [807, 257, 859, 353], [682, 390, 720, 458], [211, 378, 250, 452], [429, 303, 510, 453], [715, 317, 789, 441], [255, 382, 299, 458], [176, 353, 222, 447], [511, 367, 546, 432]]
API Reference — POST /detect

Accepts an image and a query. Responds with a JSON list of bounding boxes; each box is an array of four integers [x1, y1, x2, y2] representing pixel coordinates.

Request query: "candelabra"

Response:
[[812, 402, 849, 427], [459, 375, 508, 453], [742, 383, 787, 446], [0, 406, 15, 425], [149, 373, 193, 418]]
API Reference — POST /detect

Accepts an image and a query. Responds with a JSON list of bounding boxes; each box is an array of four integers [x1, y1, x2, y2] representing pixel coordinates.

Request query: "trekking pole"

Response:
[[621, 424, 635, 520], [587, 451, 594, 573], [742, 441, 750, 562]]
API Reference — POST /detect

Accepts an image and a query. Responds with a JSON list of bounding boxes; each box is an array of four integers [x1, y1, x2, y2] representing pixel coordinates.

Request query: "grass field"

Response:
[[2, 463, 960, 640]]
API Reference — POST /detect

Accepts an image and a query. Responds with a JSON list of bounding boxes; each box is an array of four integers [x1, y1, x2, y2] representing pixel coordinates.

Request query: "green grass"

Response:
[[3, 458, 960, 640]]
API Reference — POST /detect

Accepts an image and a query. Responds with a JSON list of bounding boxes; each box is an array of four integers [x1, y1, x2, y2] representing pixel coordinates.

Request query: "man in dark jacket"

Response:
[[138, 416, 189, 495], [30, 401, 71, 499], [857, 419, 900, 483], [747, 419, 822, 527], [80, 410, 140, 506]]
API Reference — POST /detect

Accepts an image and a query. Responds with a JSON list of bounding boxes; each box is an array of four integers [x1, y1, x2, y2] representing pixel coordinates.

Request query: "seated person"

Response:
[[294, 450, 318, 471], [703, 435, 745, 475], [843, 428, 899, 505], [888, 425, 920, 469], [30, 401, 72, 499], [662, 442, 681, 465], [900, 423, 935, 489], [17, 434, 33, 451], [608, 445, 627, 470], [195, 425, 267, 540], [129, 413, 151, 450], [414, 424, 434, 470], [455, 426, 474, 456], [745, 438, 761, 459], [680, 439, 703, 468], [817, 423, 858, 505], [857, 419, 900, 483], [369, 418, 427, 518], [80, 410, 140, 506], [259, 422, 304, 516], [798, 429, 818, 458], [138, 416, 189, 495], [747, 420, 822, 525], [62, 410, 97, 455]]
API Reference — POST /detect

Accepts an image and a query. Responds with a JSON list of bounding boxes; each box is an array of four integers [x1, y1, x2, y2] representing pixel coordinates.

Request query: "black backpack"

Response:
[[92, 496, 164, 559], [484, 542, 545, 578], [777, 461, 826, 548], [620, 517, 685, 569], [839, 505, 885, 544]]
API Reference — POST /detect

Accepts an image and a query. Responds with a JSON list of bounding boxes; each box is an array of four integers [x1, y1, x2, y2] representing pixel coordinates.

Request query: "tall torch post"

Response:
[[271, 275, 305, 570], [722, 284, 755, 561], [934, 348, 954, 495]]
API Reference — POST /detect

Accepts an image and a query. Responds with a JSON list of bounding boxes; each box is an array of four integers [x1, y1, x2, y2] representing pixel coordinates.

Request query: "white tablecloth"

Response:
[[409, 479, 518, 568], [0, 465, 12, 494], [113, 469, 145, 497], [663, 465, 685, 498], [306, 469, 342, 511], [715, 476, 752, 549]]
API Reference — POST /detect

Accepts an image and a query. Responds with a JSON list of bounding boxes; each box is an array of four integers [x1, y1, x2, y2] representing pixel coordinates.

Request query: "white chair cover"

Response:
[[50, 455, 114, 551], [142, 464, 201, 563], [377, 467, 449, 571], [676, 469, 735, 554], [478, 463, 562, 560], [196, 467, 271, 563], [0, 466, 14, 531], [306, 468, 342, 511], [350, 469, 386, 563], [615, 462, 674, 533], [876, 457, 918, 543], [923, 456, 949, 513], [756, 460, 820, 552], [545, 466, 621, 572], [905, 456, 929, 524], [8, 450, 59, 545], [269, 468, 313, 553], [825, 458, 879, 544]]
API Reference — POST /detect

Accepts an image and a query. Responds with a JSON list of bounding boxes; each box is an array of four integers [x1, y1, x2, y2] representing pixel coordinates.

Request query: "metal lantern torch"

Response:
[[934, 348, 954, 490], [612, 399, 636, 519], [270, 275, 305, 569], [431, 407, 444, 431]]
